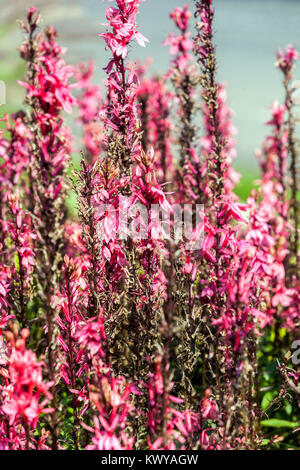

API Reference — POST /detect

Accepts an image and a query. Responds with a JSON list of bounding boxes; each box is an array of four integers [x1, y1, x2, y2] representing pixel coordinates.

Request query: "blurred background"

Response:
[[1, 0, 300, 195]]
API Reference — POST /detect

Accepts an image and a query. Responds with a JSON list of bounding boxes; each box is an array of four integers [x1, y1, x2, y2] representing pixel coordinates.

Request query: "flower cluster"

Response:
[[0, 326, 53, 450], [276, 44, 300, 76], [85, 370, 135, 450], [164, 5, 193, 72], [101, 0, 148, 59]]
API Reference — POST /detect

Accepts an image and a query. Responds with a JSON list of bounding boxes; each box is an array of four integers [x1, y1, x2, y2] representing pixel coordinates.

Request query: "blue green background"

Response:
[[1, 0, 300, 192]]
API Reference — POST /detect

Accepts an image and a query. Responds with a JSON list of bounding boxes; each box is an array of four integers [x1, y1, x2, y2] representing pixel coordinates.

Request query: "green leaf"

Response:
[[279, 328, 287, 339], [285, 401, 293, 416], [261, 391, 276, 411], [14, 251, 20, 273], [260, 419, 298, 429]]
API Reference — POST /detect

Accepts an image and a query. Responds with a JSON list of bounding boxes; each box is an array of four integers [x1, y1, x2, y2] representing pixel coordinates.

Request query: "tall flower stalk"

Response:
[[101, 0, 148, 176], [194, 0, 226, 202], [276, 45, 300, 281], [165, 5, 195, 171], [19, 8, 76, 448]]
